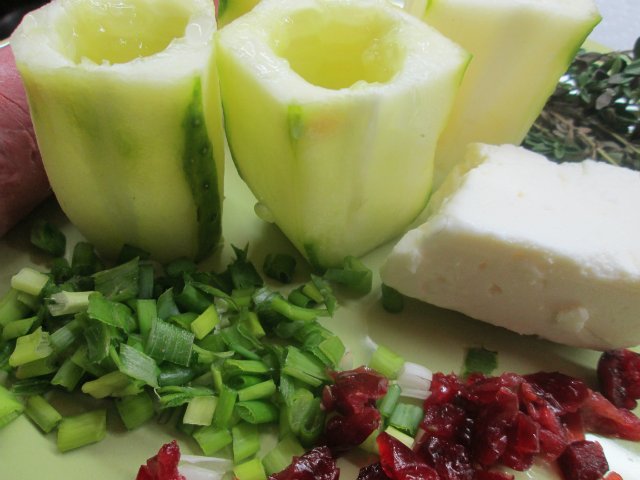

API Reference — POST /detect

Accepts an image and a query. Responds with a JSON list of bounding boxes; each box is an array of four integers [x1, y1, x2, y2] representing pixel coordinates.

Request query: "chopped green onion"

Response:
[[190, 304, 220, 340], [389, 403, 423, 437], [0, 385, 24, 429], [212, 385, 237, 429], [135, 299, 157, 340], [9, 327, 53, 367], [164, 257, 197, 278], [84, 321, 111, 363], [51, 358, 85, 391], [157, 386, 215, 409], [297, 396, 324, 447], [381, 284, 404, 313], [396, 362, 433, 400], [137, 262, 155, 300], [158, 364, 198, 387], [0, 288, 31, 327], [239, 311, 265, 339], [253, 288, 325, 323], [118, 343, 160, 388], [308, 335, 345, 369], [175, 282, 211, 314], [116, 391, 155, 430], [384, 425, 414, 448], [9, 377, 50, 395], [262, 434, 305, 475], [25, 395, 62, 433], [282, 346, 329, 387], [156, 288, 180, 320], [16, 356, 57, 379], [238, 379, 277, 402], [369, 344, 405, 380], [223, 359, 271, 379], [309, 275, 336, 315], [232, 422, 260, 463], [234, 457, 267, 480], [228, 375, 264, 391], [193, 425, 233, 455], [70, 345, 106, 378], [30, 219, 66, 256], [11, 268, 50, 297], [229, 245, 264, 289], [81, 371, 142, 399], [378, 383, 401, 418], [183, 395, 217, 426], [71, 242, 103, 276], [324, 256, 372, 295], [57, 410, 107, 452], [2, 316, 37, 341], [263, 253, 296, 284], [48, 291, 92, 317], [462, 346, 498, 378], [93, 257, 139, 302], [145, 318, 194, 367], [235, 400, 278, 424], [50, 317, 84, 353], [87, 292, 135, 332], [287, 287, 312, 308], [16, 291, 39, 311]]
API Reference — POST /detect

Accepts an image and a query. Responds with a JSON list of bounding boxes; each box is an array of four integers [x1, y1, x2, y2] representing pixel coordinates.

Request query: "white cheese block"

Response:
[[381, 143, 640, 350]]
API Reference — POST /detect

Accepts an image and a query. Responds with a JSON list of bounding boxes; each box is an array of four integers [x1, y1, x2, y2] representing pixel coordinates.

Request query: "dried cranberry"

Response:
[[581, 391, 640, 441], [377, 432, 439, 480], [525, 372, 590, 414], [324, 406, 382, 454], [324, 366, 388, 416], [136, 440, 185, 480], [268, 446, 339, 480], [415, 436, 474, 480], [357, 462, 391, 480], [421, 403, 468, 441], [425, 373, 464, 406], [558, 440, 609, 480], [598, 349, 640, 410], [464, 373, 522, 406]]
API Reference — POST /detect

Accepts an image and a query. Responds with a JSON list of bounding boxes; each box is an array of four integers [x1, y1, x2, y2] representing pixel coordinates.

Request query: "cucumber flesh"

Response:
[[10, 0, 225, 262], [422, 0, 601, 186], [217, 0, 469, 268]]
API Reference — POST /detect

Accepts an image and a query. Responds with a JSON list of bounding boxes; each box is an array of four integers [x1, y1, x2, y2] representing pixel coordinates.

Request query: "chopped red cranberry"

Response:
[[268, 446, 339, 480], [357, 462, 391, 480], [377, 432, 439, 480], [136, 440, 185, 480], [415, 436, 474, 480], [421, 403, 468, 441], [324, 406, 382, 454], [558, 440, 609, 480], [425, 373, 464, 406], [525, 372, 590, 414], [598, 349, 640, 410], [581, 391, 640, 441], [323, 366, 388, 416]]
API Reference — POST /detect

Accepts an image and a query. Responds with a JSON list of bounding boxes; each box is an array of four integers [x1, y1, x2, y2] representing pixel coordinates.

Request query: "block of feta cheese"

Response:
[[381, 143, 640, 350]]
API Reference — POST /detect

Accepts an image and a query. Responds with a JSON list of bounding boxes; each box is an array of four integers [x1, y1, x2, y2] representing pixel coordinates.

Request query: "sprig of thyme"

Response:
[[523, 37, 639, 170]]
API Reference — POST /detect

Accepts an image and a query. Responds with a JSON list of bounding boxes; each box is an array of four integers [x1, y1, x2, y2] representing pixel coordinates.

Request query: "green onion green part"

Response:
[[57, 410, 107, 452], [25, 395, 62, 433]]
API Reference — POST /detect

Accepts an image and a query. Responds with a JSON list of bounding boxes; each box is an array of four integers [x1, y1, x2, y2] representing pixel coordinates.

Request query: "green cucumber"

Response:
[[217, 0, 469, 267], [419, 0, 601, 186], [11, 0, 225, 262]]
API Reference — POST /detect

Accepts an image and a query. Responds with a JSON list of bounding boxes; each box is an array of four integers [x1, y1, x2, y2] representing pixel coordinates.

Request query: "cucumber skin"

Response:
[[19, 66, 223, 263]]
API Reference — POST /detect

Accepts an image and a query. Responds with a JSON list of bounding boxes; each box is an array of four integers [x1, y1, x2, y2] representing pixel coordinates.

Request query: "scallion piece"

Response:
[[396, 362, 433, 400], [51, 358, 85, 391], [190, 304, 220, 340], [93, 257, 139, 302], [164, 257, 197, 278], [135, 299, 157, 340], [183, 395, 217, 426], [232, 422, 260, 463], [192, 425, 233, 455], [84, 321, 111, 364], [222, 359, 271, 379], [16, 291, 39, 311], [282, 346, 329, 387], [115, 391, 155, 430], [137, 262, 155, 300], [234, 457, 267, 480], [235, 400, 278, 424], [369, 345, 405, 380], [118, 343, 159, 388], [324, 256, 372, 295], [287, 287, 312, 308], [239, 311, 265, 339], [0, 385, 24, 429], [70, 345, 106, 378], [16, 356, 57, 379], [9, 377, 50, 395], [57, 410, 107, 452], [229, 245, 264, 289], [238, 379, 277, 402], [30, 219, 66, 256], [50, 317, 84, 353], [156, 288, 180, 320], [263, 253, 296, 284], [48, 291, 92, 317], [11, 267, 50, 297], [87, 292, 136, 332], [253, 289, 325, 323], [308, 335, 345, 369], [2, 316, 37, 341], [378, 383, 401, 418], [228, 375, 264, 391], [81, 371, 142, 399], [158, 364, 198, 387], [145, 318, 194, 367], [262, 434, 305, 475], [384, 425, 414, 448], [71, 242, 103, 276], [175, 282, 211, 314], [212, 385, 237, 429], [381, 284, 404, 313], [25, 395, 62, 433], [389, 403, 423, 437], [9, 327, 53, 367], [0, 288, 31, 327], [157, 386, 215, 409]]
